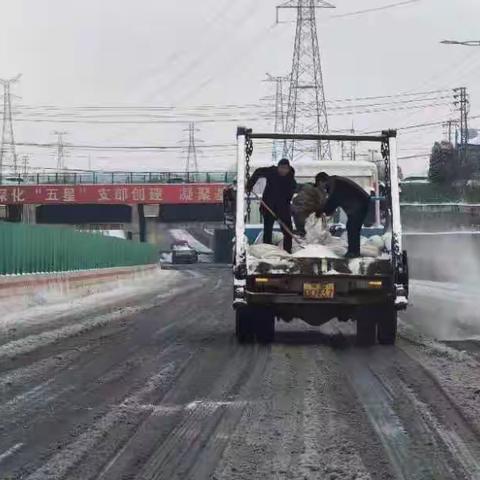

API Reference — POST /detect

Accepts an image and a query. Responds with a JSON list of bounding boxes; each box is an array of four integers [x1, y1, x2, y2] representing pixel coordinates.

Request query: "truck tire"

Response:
[[377, 305, 397, 345], [255, 308, 275, 344], [235, 308, 255, 344], [356, 317, 376, 347]]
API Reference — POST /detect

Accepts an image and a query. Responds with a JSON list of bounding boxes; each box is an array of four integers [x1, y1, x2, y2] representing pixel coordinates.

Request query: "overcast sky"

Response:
[[2, 0, 480, 175]]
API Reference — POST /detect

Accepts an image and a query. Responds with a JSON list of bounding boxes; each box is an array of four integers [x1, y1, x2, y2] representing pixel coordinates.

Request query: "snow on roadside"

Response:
[[0, 269, 202, 361], [399, 322, 480, 434]]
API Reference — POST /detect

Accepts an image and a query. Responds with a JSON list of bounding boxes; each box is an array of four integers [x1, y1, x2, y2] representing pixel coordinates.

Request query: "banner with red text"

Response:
[[0, 183, 226, 205]]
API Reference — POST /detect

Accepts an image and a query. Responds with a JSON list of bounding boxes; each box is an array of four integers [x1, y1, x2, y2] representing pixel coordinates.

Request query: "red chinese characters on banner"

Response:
[[0, 184, 226, 205]]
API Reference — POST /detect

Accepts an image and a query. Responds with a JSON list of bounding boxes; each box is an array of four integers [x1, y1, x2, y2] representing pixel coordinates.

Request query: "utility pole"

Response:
[[265, 73, 289, 163], [442, 119, 457, 144], [183, 122, 201, 175], [441, 40, 480, 166], [0, 74, 21, 180], [453, 87, 469, 148], [278, 0, 334, 162], [453, 87, 469, 168], [53, 131, 68, 171]]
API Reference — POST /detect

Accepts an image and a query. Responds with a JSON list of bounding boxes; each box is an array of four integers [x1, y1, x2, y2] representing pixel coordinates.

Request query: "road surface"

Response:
[[1, 269, 480, 480]]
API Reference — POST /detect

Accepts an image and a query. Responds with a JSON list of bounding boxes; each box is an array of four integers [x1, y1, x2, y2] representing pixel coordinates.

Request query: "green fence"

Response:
[[0, 222, 157, 275], [3, 171, 236, 186], [401, 183, 480, 203]]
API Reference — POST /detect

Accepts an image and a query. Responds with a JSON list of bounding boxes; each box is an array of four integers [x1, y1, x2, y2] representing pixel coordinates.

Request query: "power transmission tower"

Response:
[[350, 123, 357, 161], [278, 0, 334, 162], [21, 155, 29, 177], [183, 122, 201, 174], [265, 73, 289, 163], [0, 74, 21, 179], [53, 131, 68, 171]]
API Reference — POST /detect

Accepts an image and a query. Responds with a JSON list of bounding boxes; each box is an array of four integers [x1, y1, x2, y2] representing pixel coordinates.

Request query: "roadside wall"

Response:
[[0, 264, 160, 313], [401, 204, 480, 231]]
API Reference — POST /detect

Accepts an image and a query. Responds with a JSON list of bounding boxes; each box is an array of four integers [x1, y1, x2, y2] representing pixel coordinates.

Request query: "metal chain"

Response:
[[245, 136, 253, 221], [380, 140, 391, 193], [381, 139, 401, 260]]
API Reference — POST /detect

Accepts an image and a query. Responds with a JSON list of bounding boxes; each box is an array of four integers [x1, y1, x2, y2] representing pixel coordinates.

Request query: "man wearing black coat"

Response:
[[247, 159, 297, 253], [316, 172, 371, 258]]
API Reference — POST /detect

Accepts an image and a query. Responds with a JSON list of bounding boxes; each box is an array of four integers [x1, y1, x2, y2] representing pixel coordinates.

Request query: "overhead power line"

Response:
[[3, 100, 452, 126], [363, 113, 480, 135], [4, 141, 241, 151], [331, 0, 420, 19]]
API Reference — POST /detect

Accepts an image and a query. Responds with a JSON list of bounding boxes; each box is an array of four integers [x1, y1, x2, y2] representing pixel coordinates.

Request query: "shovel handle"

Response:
[[248, 191, 304, 247]]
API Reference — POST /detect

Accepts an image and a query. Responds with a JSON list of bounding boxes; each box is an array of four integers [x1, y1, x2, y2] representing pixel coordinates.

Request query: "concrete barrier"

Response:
[[0, 264, 160, 313]]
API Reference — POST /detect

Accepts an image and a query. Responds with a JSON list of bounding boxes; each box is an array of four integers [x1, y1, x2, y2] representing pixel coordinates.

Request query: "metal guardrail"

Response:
[[1, 171, 236, 186], [0, 222, 157, 275]]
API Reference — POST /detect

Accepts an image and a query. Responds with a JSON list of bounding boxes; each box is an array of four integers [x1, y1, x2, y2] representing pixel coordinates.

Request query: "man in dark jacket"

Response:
[[316, 172, 370, 258], [247, 159, 297, 253]]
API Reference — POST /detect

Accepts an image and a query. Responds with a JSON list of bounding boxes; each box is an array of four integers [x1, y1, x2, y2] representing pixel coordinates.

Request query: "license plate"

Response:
[[303, 283, 335, 299]]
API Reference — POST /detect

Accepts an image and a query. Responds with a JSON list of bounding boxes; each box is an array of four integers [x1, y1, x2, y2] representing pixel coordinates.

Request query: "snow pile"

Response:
[[292, 245, 339, 259], [246, 213, 392, 274], [304, 214, 331, 245], [249, 244, 291, 260], [302, 214, 384, 258], [360, 243, 382, 258], [254, 231, 285, 246]]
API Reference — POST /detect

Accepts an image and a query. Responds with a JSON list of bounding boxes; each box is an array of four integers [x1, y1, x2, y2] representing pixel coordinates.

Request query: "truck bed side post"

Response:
[[388, 132, 408, 308], [388, 133, 402, 253], [235, 128, 247, 274]]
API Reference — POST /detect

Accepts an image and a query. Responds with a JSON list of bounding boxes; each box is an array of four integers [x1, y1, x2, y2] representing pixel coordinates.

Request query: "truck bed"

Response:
[[248, 255, 392, 277]]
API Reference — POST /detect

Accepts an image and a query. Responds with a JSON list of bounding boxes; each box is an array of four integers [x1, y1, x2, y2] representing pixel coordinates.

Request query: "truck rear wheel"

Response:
[[377, 305, 397, 345], [255, 308, 275, 344], [356, 317, 376, 347], [235, 308, 255, 344]]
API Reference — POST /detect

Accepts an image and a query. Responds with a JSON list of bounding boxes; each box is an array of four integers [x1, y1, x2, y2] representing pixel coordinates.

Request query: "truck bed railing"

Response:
[[244, 131, 396, 143]]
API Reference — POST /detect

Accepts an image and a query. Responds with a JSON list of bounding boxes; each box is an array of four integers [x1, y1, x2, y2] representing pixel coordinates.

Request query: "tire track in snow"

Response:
[[339, 347, 479, 479], [0, 273, 228, 478]]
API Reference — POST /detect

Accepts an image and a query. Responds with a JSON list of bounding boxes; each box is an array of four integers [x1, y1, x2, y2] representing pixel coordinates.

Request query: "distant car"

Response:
[[171, 240, 198, 264]]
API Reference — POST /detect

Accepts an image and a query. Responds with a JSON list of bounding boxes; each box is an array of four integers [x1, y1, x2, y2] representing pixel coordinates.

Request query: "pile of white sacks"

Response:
[[248, 214, 392, 264]]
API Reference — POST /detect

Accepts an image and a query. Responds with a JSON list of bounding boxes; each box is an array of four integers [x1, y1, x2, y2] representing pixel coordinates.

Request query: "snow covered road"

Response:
[[1, 269, 480, 479], [403, 279, 480, 341]]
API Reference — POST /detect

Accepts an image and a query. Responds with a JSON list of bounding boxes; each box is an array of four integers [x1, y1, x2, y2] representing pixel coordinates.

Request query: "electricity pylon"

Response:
[[265, 73, 289, 163], [0, 74, 21, 178], [184, 122, 201, 174], [54, 131, 68, 171], [278, 0, 334, 162]]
